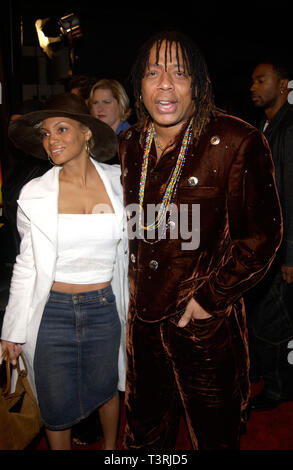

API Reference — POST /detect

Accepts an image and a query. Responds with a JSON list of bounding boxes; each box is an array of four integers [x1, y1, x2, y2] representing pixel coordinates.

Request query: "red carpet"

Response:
[[32, 381, 293, 451], [240, 381, 293, 450]]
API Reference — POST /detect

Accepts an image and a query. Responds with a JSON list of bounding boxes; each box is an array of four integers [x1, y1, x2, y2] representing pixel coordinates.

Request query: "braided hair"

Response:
[[130, 30, 216, 141]]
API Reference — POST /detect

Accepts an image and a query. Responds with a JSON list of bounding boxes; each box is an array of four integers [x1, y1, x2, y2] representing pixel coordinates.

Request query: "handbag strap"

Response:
[[1, 352, 28, 397]]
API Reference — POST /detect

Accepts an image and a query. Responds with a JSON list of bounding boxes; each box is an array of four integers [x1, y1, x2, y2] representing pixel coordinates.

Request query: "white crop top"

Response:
[[54, 213, 121, 284]]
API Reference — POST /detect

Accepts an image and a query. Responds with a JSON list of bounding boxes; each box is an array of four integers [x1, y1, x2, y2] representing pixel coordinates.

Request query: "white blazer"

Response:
[[1, 158, 129, 396]]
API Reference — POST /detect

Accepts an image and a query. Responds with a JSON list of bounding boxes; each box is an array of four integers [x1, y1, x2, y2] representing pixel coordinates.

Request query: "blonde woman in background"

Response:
[[88, 79, 131, 136]]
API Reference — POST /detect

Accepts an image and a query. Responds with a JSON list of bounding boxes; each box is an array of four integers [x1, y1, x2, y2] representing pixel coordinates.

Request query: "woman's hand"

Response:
[[1, 340, 22, 365], [177, 297, 212, 327]]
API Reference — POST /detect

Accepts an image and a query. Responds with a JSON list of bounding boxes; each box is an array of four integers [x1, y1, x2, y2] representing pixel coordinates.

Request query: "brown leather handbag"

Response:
[[0, 352, 43, 449]]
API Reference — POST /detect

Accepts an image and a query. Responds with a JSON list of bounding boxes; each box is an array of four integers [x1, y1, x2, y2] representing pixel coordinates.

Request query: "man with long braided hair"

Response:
[[119, 31, 282, 450]]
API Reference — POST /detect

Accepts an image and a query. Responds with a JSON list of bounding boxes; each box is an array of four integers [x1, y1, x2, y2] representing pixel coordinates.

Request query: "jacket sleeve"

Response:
[[281, 125, 293, 266], [1, 206, 36, 343], [187, 129, 283, 315]]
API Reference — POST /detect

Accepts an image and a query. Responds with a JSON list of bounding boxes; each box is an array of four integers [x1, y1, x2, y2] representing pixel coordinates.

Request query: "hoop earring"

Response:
[[86, 139, 90, 155]]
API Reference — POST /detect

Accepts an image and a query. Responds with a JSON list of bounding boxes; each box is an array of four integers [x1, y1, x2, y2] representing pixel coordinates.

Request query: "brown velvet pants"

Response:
[[123, 305, 249, 450]]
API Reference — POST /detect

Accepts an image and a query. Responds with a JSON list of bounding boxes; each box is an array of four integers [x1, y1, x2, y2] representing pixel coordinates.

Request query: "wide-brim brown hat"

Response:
[[8, 93, 117, 162]]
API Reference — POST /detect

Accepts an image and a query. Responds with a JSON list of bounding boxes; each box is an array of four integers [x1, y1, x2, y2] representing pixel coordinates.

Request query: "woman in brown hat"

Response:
[[0, 93, 129, 450]]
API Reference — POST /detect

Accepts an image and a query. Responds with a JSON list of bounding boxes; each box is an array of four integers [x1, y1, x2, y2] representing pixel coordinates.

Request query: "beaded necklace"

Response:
[[138, 118, 193, 238]]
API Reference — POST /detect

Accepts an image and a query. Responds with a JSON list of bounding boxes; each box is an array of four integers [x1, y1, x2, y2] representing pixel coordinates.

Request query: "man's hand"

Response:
[[281, 265, 293, 284], [177, 297, 212, 328]]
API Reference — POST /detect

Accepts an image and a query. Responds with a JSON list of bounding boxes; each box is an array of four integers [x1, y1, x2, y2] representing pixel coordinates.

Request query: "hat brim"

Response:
[[8, 109, 118, 163]]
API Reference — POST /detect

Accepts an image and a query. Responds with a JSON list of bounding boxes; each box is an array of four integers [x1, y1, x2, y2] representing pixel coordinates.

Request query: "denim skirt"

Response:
[[34, 285, 121, 430]]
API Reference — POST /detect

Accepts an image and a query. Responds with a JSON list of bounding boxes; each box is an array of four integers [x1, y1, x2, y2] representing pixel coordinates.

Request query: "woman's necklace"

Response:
[[138, 118, 194, 241]]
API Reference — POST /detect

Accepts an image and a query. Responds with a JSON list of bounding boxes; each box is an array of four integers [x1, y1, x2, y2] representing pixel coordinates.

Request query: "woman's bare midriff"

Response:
[[51, 281, 110, 294]]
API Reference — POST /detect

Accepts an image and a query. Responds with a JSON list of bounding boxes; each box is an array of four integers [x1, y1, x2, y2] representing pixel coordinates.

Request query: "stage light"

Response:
[[35, 18, 62, 59], [35, 14, 82, 59], [58, 14, 82, 44]]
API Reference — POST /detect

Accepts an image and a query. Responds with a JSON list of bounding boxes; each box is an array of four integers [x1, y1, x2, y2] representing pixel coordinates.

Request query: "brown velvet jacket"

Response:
[[119, 113, 282, 323]]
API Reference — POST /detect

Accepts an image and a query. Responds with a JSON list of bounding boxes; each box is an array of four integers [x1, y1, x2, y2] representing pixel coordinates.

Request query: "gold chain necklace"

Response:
[[138, 118, 194, 240], [154, 134, 164, 151]]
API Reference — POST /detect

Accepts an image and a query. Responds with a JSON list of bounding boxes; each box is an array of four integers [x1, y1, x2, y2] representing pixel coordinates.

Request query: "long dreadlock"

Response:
[[130, 30, 216, 141]]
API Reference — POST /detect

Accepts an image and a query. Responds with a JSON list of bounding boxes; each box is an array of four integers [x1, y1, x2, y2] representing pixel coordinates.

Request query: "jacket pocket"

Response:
[[178, 185, 220, 200]]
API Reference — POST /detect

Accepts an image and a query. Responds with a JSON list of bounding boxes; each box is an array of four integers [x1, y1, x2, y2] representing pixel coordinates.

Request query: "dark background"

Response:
[[0, 0, 292, 186], [1, 1, 292, 120]]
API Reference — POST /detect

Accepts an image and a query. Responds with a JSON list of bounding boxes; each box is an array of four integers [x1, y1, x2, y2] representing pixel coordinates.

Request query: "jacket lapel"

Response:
[[17, 167, 60, 246]]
